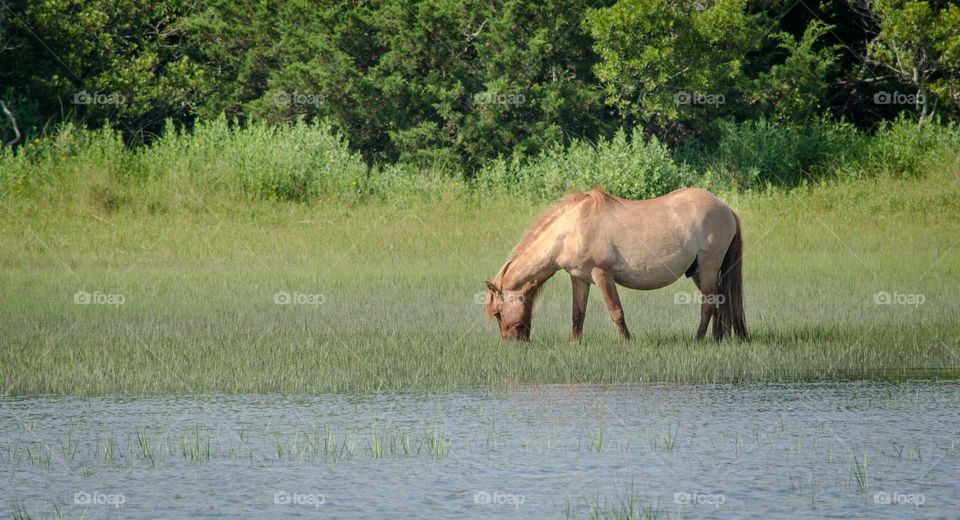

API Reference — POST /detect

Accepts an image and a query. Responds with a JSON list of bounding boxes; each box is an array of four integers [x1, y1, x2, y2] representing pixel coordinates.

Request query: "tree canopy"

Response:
[[2, 0, 958, 169]]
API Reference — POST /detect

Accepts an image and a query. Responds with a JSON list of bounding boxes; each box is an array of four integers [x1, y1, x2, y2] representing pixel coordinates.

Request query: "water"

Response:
[[1, 382, 958, 519]]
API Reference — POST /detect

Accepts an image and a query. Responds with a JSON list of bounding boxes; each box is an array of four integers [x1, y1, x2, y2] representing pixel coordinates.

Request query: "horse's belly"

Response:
[[612, 262, 686, 290], [559, 204, 702, 289], [610, 243, 696, 290]]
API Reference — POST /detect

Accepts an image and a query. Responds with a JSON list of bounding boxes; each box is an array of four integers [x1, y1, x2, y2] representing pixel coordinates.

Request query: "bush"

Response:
[[358, 162, 465, 202], [859, 117, 960, 178], [0, 122, 128, 204], [678, 118, 864, 189], [131, 118, 368, 203], [3, 114, 957, 212], [475, 128, 695, 200], [0, 118, 371, 211]]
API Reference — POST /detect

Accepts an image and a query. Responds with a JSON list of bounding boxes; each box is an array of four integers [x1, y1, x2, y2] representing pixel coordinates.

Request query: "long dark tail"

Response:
[[716, 212, 747, 339]]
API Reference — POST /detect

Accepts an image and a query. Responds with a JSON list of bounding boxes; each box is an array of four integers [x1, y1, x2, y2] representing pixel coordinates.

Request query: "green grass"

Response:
[[579, 486, 667, 520], [1, 163, 959, 395]]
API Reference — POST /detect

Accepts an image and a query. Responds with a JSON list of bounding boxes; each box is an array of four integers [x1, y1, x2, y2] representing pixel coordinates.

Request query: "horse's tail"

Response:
[[716, 211, 747, 339]]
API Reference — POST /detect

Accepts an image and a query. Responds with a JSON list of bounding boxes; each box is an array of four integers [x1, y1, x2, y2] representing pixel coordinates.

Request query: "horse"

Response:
[[484, 188, 746, 342]]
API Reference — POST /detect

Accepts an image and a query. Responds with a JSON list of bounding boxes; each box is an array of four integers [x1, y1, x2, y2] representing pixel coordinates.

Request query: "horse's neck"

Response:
[[500, 235, 559, 290]]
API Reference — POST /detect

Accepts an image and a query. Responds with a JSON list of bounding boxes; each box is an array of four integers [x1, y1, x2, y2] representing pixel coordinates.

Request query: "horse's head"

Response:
[[484, 280, 538, 341]]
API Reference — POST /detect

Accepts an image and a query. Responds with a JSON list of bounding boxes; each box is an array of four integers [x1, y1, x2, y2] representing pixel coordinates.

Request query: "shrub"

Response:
[[859, 117, 960, 178], [0, 122, 128, 204], [132, 118, 368, 203], [475, 128, 695, 200], [3, 114, 957, 211], [0, 118, 371, 210], [679, 118, 864, 189]]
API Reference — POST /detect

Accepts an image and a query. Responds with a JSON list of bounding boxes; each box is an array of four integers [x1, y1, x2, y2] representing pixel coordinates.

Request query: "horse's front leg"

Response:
[[591, 268, 631, 341], [571, 276, 590, 342]]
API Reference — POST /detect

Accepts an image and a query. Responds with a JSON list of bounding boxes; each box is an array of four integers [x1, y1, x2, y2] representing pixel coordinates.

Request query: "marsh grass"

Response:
[[369, 424, 383, 460], [58, 433, 78, 464], [428, 426, 452, 461], [11, 506, 65, 520], [97, 435, 117, 463], [657, 425, 679, 453], [1, 158, 959, 395], [23, 442, 51, 469], [584, 488, 667, 520], [852, 451, 869, 492], [179, 426, 211, 462], [135, 426, 154, 465], [593, 428, 606, 454]]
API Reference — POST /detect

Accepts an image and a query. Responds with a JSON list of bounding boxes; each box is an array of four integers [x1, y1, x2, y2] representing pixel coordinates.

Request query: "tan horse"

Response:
[[485, 188, 746, 342]]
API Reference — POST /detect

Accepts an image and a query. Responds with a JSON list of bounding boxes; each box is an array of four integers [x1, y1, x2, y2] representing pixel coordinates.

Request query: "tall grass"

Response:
[[0, 164, 957, 395], [677, 116, 960, 190], [474, 128, 695, 200], [1, 114, 958, 395], [0, 118, 465, 213], [677, 117, 865, 188], [3, 115, 957, 213], [856, 117, 960, 178]]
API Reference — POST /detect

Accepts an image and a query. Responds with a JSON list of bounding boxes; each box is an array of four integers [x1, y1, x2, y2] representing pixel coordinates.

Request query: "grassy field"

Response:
[[1, 164, 959, 395]]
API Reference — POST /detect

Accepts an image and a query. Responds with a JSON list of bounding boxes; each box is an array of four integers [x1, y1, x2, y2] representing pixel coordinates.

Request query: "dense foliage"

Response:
[[2, 0, 959, 186]]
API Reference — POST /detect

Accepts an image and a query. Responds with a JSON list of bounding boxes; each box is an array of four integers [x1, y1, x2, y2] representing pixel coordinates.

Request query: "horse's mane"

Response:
[[486, 189, 620, 318], [500, 188, 620, 273]]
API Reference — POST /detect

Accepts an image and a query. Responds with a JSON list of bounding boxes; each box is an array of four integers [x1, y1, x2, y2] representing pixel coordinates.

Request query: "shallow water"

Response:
[[1, 382, 958, 519]]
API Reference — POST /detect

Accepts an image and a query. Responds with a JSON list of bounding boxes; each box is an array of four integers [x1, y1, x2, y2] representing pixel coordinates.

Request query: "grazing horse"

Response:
[[484, 188, 746, 342]]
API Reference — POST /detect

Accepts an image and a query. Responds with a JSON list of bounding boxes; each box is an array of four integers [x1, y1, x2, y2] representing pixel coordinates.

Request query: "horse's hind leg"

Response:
[[592, 268, 631, 341], [693, 267, 721, 341], [571, 276, 590, 342]]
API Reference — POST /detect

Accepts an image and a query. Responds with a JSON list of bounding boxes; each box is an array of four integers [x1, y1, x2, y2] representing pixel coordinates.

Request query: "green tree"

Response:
[[861, 0, 960, 123], [586, 0, 768, 142], [187, 0, 609, 171], [3, 0, 209, 141], [749, 20, 841, 121]]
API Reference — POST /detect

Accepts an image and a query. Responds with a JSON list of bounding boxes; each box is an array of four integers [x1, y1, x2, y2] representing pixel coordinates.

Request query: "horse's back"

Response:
[[604, 187, 735, 233], [650, 187, 732, 214], [567, 188, 738, 289]]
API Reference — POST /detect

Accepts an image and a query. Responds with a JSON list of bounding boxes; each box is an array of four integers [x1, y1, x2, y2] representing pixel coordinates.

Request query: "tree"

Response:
[[859, 0, 960, 123], [2, 0, 209, 142], [750, 20, 842, 121], [586, 0, 768, 142], [187, 0, 610, 171]]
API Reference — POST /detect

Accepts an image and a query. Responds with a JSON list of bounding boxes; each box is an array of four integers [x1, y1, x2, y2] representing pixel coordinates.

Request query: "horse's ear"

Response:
[[484, 281, 500, 319]]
